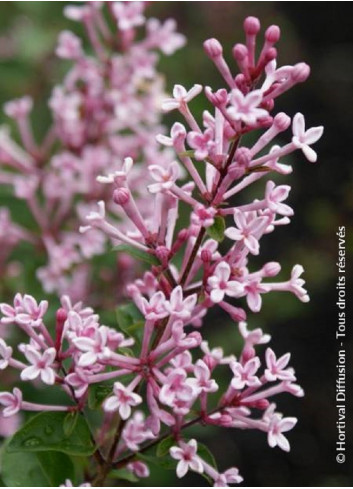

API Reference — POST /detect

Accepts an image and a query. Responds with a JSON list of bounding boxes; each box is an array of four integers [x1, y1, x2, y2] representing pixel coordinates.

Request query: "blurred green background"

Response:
[[0, 1, 352, 486]]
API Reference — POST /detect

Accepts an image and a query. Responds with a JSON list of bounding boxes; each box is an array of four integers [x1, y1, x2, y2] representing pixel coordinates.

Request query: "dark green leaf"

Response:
[[63, 411, 79, 437], [113, 244, 159, 265], [206, 216, 226, 242], [137, 452, 176, 471], [1, 448, 74, 487], [88, 382, 114, 410], [110, 468, 138, 483], [115, 303, 145, 344], [197, 442, 217, 470], [7, 412, 95, 456], [156, 435, 175, 457]]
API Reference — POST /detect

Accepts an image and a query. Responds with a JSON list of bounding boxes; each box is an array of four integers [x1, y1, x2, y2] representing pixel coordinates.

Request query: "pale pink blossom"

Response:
[[228, 89, 268, 125], [225, 211, 267, 255], [122, 411, 155, 451], [265, 181, 293, 216], [162, 84, 203, 112], [292, 113, 324, 163], [148, 161, 180, 193], [0, 388, 22, 417], [267, 413, 297, 452], [139, 291, 168, 321], [0, 339, 12, 369], [164, 286, 197, 320], [265, 348, 296, 382], [103, 382, 142, 420], [112, 2, 145, 31], [21, 346, 56, 385], [73, 326, 111, 367], [214, 467, 243, 486], [230, 357, 261, 390], [207, 261, 244, 303], [170, 439, 204, 478]]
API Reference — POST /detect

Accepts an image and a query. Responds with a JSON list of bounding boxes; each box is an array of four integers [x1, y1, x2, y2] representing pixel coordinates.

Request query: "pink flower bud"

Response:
[[273, 112, 291, 131], [243, 16, 261, 35], [201, 249, 212, 263], [234, 74, 247, 91], [235, 147, 251, 167], [261, 99, 274, 111], [203, 38, 223, 58], [262, 262, 281, 277], [155, 246, 170, 266], [205, 87, 228, 108], [265, 25, 281, 44], [291, 62, 310, 83], [264, 46, 277, 63], [113, 188, 130, 206], [232, 43, 248, 62], [242, 346, 255, 362], [255, 399, 270, 410]]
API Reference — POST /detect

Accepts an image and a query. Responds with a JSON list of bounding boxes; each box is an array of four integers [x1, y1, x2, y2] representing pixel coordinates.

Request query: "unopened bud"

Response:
[[113, 187, 130, 206], [244, 16, 261, 35], [155, 246, 170, 266], [235, 147, 251, 167], [291, 62, 310, 83], [263, 261, 281, 277], [201, 249, 212, 263], [265, 25, 281, 44], [232, 43, 248, 62], [273, 112, 291, 131], [203, 38, 223, 58], [255, 399, 270, 410]]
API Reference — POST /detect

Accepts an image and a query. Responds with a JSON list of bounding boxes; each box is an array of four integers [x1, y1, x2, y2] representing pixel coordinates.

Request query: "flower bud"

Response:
[[232, 43, 248, 62], [273, 112, 291, 131], [291, 62, 310, 83], [201, 249, 212, 263], [113, 187, 130, 205], [155, 246, 170, 266], [235, 147, 251, 167], [265, 25, 281, 44], [243, 16, 261, 35], [255, 399, 270, 410], [203, 38, 223, 58], [262, 262, 281, 277]]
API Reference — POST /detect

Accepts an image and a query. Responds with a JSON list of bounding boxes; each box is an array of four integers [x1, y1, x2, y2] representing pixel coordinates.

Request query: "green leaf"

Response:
[[1, 448, 74, 487], [156, 435, 175, 457], [206, 216, 226, 242], [115, 303, 145, 343], [7, 412, 95, 456], [109, 468, 138, 483], [136, 452, 176, 471], [63, 411, 79, 437], [114, 244, 159, 265], [88, 382, 114, 409], [197, 442, 217, 470]]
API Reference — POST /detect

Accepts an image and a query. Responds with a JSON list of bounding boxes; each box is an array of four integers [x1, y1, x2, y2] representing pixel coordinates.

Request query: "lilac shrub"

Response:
[[0, 2, 185, 302], [0, 9, 323, 488]]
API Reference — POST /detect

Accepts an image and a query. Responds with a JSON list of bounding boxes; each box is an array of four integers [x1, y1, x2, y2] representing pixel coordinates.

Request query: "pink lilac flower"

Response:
[[230, 357, 261, 390], [170, 439, 204, 478], [292, 113, 324, 163], [227, 89, 268, 125], [264, 348, 296, 382], [207, 262, 244, 303], [0, 339, 12, 369], [225, 211, 267, 255], [103, 382, 142, 420], [164, 286, 197, 320], [20, 346, 56, 385], [0, 388, 22, 417], [267, 413, 297, 451], [162, 84, 203, 112]]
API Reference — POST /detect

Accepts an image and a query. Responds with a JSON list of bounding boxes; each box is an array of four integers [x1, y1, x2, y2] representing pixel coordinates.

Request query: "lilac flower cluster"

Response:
[[0, 9, 323, 488], [0, 2, 185, 301]]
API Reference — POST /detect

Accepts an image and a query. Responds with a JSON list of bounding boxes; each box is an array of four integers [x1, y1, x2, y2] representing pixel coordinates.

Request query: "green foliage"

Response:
[[7, 411, 95, 456], [115, 302, 145, 344], [206, 216, 226, 242], [88, 382, 114, 410], [109, 468, 139, 483], [156, 435, 175, 457], [1, 448, 74, 487]]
